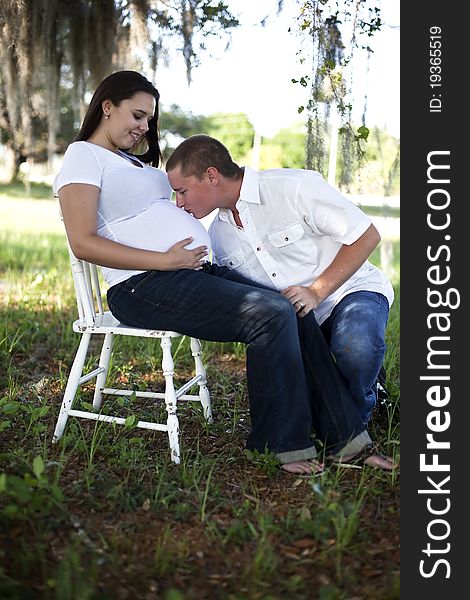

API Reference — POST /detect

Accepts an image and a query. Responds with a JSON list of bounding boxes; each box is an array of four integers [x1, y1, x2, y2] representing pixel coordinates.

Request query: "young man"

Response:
[[166, 135, 395, 431]]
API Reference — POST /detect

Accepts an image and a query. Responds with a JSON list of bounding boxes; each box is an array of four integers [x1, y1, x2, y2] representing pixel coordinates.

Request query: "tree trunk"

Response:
[[3, 145, 24, 183]]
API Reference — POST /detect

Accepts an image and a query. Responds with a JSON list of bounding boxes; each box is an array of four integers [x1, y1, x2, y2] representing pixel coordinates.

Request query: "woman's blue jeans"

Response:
[[320, 291, 390, 425], [107, 265, 366, 461]]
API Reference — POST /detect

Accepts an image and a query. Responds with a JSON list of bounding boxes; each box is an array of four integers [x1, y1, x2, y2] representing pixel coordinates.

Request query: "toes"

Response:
[[329, 447, 398, 472], [364, 454, 397, 471], [281, 462, 305, 474], [281, 459, 323, 475], [310, 460, 324, 474]]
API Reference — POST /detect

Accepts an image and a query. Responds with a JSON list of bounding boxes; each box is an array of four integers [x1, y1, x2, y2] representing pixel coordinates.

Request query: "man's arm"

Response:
[[282, 224, 380, 317]]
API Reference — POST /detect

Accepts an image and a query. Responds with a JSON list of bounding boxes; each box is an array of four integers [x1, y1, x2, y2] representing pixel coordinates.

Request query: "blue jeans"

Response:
[[107, 265, 366, 461], [320, 291, 390, 425]]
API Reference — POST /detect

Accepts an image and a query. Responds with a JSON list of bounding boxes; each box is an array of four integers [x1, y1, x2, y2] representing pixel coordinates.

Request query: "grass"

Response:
[[0, 188, 400, 600], [355, 205, 400, 219], [0, 180, 53, 201]]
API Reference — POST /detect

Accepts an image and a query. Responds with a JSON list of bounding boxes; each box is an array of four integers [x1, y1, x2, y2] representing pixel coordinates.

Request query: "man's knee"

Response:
[[333, 336, 385, 373]]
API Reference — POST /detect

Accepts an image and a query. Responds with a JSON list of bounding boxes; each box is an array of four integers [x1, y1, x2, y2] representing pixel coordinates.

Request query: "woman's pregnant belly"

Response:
[[102, 200, 211, 253]]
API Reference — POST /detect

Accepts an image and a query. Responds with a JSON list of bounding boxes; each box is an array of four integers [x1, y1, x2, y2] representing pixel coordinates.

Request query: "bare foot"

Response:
[[336, 448, 398, 471], [281, 459, 324, 475], [363, 453, 397, 471]]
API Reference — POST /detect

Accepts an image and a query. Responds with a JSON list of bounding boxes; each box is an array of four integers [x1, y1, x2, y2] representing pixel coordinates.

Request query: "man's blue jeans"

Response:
[[320, 291, 390, 425], [107, 265, 366, 462]]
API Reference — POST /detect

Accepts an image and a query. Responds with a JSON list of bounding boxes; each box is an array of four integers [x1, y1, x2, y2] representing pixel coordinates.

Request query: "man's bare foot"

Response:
[[281, 459, 324, 475], [362, 453, 397, 470], [334, 446, 398, 471]]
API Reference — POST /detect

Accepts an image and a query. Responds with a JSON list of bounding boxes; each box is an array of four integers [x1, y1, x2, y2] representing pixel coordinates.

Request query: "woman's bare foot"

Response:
[[281, 459, 324, 475]]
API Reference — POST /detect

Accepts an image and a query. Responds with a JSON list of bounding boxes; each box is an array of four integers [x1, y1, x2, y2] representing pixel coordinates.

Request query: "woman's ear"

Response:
[[101, 99, 113, 116]]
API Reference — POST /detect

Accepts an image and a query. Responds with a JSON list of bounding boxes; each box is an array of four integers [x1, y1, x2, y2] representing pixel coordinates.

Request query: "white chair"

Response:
[[52, 245, 212, 464]]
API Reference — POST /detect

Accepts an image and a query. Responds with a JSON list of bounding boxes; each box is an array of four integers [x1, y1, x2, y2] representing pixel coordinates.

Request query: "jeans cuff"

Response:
[[333, 430, 372, 458], [277, 445, 317, 464]]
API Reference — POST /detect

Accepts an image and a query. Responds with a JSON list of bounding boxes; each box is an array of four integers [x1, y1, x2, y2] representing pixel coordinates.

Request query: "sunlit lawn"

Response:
[[0, 185, 400, 600]]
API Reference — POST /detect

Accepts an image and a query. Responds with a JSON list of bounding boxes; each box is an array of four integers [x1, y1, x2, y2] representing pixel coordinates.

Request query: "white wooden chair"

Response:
[[52, 244, 212, 464]]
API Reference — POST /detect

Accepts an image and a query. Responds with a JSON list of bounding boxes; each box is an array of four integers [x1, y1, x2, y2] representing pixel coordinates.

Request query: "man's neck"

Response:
[[227, 167, 245, 227]]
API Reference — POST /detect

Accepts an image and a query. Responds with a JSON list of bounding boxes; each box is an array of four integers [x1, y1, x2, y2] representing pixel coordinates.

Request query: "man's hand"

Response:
[[282, 225, 382, 317], [282, 285, 322, 318], [163, 238, 209, 270]]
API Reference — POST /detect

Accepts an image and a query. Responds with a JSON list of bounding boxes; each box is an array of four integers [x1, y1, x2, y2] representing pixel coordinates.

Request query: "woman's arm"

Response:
[[59, 183, 208, 270]]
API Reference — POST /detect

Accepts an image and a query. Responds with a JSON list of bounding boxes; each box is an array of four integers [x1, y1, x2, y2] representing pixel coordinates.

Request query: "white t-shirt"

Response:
[[209, 167, 394, 324], [53, 141, 211, 286]]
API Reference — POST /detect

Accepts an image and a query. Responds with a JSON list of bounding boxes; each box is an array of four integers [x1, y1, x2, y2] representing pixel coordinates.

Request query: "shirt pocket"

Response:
[[218, 249, 244, 270], [268, 223, 305, 247], [267, 222, 318, 269]]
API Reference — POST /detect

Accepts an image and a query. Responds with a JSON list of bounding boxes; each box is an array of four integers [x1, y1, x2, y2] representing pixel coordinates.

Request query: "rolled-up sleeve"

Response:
[[297, 173, 371, 245]]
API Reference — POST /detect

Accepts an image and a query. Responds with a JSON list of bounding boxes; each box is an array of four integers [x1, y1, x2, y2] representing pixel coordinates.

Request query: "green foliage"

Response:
[[356, 125, 370, 142], [244, 448, 281, 478], [262, 125, 307, 169], [160, 107, 255, 165], [0, 446, 65, 522], [205, 112, 255, 162], [160, 104, 213, 159], [158, 103, 399, 193], [356, 127, 400, 195], [294, 1, 386, 183]]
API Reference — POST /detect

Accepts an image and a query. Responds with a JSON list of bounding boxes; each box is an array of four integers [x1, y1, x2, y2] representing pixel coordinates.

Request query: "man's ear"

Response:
[[206, 166, 219, 185]]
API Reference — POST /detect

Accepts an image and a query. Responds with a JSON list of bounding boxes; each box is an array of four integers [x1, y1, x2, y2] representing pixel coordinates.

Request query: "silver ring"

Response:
[[298, 302, 304, 309]]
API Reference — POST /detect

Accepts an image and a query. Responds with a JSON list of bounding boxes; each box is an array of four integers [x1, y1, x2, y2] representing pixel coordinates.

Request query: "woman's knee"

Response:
[[247, 292, 297, 339], [263, 293, 296, 322]]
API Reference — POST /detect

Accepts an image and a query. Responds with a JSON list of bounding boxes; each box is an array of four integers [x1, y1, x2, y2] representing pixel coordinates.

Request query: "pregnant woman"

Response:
[[54, 70, 386, 474]]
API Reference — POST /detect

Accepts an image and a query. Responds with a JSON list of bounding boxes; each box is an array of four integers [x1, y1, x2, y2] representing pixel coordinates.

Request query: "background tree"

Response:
[[1, 0, 395, 190], [0, 0, 239, 182], [205, 112, 254, 161], [160, 102, 398, 195], [294, 0, 384, 185], [159, 104, 212, 160]]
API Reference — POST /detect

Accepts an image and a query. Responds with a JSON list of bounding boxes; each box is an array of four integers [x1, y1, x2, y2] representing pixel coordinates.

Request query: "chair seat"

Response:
[[73, 311, 182, 338]]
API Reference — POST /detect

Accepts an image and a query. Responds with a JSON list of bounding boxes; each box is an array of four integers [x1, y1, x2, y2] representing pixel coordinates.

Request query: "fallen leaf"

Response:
[[292, 538, 315, 549]]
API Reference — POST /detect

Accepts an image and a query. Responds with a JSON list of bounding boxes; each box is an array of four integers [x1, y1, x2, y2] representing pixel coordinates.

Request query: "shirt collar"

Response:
[[238, 166, 261, 205], [218, 166, 260, 222]]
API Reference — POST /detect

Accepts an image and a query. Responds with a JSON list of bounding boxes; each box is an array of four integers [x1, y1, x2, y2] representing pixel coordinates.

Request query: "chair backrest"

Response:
[[67, 243, 105, 327], [55, 201, 105, 326]]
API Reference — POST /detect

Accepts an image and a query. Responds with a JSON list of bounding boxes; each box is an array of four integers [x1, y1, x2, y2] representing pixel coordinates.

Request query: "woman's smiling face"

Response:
[[104, 91, 156, 150]]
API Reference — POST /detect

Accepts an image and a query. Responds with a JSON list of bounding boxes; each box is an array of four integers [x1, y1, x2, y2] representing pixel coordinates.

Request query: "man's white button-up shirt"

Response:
[[209, 167, 394, 324]]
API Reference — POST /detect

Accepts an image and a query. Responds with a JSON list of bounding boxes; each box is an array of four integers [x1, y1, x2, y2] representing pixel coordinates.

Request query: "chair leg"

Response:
[[93, 332, 114, 411], [53, 333, 92, 442], [160, 337, 180, 464], [190, 337, 212, 423]]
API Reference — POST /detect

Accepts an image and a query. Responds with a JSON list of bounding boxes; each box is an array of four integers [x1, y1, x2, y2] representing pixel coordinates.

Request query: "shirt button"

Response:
[[229, 262, 233, 266], [256, 247, 261, 251], [272, 273, 277, 277], [284, 237, 289, 241]]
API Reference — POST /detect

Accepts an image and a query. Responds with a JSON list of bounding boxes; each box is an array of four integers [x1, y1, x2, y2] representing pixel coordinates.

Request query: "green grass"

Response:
[[0, 194, 400, 599], [356, 205, 400, 219], [0, 180, 53, 200]]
